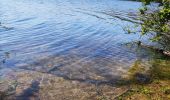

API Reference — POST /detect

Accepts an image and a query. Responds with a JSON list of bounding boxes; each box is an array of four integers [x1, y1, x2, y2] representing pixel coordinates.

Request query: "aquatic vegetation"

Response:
[[116, 58, 170, 99], [149, 59, 170, 79], [123, 58, 170, 83]]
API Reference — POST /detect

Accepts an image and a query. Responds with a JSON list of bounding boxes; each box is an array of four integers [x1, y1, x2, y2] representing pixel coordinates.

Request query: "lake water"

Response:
[[0, 0, 143, 83]]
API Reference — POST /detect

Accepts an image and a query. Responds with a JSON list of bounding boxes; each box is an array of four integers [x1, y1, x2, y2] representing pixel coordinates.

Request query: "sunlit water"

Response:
[[0, 0, 144, 83]]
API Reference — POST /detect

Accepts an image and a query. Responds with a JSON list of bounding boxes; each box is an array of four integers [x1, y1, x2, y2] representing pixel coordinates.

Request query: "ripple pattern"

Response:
[[0, 0, 142, 83]]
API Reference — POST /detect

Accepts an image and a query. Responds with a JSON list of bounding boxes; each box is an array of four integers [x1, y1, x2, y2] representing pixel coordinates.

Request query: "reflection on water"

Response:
[[0, 0, 146, 83]]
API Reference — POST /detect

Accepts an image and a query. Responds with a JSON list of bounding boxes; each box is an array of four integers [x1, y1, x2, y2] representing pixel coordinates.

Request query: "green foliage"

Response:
[[137, 0, 170, 51]]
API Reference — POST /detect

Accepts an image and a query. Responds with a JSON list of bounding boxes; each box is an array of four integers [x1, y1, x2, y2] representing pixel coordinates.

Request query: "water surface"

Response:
[[0, 0, 143, 83]]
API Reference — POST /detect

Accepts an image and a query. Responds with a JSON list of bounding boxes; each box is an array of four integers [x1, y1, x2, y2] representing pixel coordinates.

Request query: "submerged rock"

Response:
[[163, 51, 170, 56], [134, 73, 151, 84], [0, 91, 6, 100], [0, 69, 129, 100], [165, 89, 170, 95]]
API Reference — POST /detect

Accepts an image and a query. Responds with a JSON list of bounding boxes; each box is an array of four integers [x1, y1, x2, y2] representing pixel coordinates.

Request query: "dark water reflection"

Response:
[[0, 0, 144, 83]]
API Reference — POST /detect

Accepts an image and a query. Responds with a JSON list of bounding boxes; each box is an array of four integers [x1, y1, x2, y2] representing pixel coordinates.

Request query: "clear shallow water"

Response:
[[0, 0, 143, 83]]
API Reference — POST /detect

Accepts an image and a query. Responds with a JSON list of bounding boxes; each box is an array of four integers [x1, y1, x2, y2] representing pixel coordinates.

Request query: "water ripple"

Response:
[[0, 0, 142, 82]]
